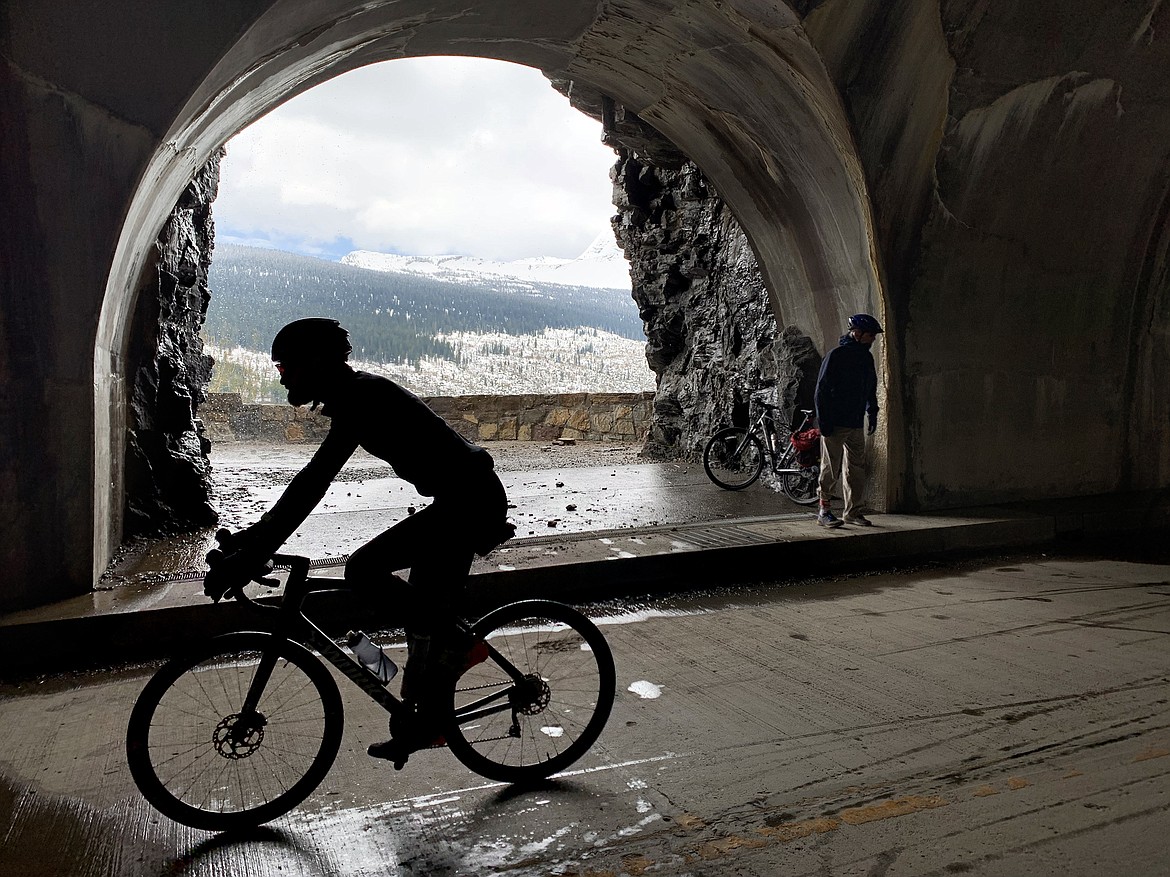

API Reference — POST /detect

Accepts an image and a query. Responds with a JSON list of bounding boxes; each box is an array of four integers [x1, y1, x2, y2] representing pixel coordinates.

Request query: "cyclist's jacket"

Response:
[[254, 369, 495, 548], [814, 334, 878, 435]]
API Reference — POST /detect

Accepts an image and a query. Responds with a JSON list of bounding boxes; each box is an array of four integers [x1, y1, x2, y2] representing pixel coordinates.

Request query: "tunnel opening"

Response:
[[108, 59, 635, 565], [198, 57, 647, 405]]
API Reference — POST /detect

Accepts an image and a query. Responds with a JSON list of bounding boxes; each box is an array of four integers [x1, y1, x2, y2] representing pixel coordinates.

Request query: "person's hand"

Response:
[[204, 551, 243, 601], [203, 529, 270, 601], [203, 558, 246, 602], [867, 416, 878, 435]]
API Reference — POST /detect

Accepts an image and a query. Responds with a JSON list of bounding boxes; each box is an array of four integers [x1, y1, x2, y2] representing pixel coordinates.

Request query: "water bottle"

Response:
[[346, 630, 399, 684]]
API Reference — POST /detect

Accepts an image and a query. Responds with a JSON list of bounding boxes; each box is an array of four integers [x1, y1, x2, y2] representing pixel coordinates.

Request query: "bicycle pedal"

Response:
[[368, 729, 446, 768], [367, 738, 410, 763]]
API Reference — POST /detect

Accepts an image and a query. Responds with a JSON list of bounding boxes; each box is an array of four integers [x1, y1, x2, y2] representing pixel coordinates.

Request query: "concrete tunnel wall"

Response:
[[3, 0, 1169, 612]]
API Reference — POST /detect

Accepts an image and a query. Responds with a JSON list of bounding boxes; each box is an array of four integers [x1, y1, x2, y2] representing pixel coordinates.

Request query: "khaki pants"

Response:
[[818, 427, 867, 517]]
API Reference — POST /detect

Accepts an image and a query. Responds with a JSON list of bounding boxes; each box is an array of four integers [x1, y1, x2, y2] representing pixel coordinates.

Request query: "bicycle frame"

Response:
[[233, 554, 526, 727], [749, 406, 814, 476]]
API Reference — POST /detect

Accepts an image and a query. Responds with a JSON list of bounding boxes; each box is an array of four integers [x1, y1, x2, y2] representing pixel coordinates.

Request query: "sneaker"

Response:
[[844, 513, 873, 526], [367, 736, 415, 765], [367, 730, 446, 767], [817, 509, 843, 529]]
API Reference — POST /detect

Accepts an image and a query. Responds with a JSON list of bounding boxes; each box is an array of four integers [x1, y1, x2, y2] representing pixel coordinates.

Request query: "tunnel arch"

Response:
[[94, 0, 892, 577]]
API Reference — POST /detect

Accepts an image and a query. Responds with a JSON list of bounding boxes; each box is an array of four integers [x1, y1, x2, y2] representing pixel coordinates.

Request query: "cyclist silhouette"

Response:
[[208, 317, 514, 757]]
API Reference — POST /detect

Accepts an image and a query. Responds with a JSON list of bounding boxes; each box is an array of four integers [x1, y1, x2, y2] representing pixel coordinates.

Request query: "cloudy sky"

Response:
[[215, 56, 621, 263]]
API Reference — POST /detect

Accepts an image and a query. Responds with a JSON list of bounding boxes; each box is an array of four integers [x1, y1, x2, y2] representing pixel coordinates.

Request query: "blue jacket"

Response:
[[814, 334, 878, 435]]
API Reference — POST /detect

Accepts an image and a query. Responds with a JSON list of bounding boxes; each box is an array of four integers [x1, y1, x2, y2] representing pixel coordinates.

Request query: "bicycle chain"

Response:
[[458, 733, 517, 743], [455, 681, 510, 693], [450, 681, 520, 743]]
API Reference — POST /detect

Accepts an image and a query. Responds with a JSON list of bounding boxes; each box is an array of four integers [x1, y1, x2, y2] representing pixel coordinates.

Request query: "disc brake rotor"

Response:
[[213, 713, 265, 759]]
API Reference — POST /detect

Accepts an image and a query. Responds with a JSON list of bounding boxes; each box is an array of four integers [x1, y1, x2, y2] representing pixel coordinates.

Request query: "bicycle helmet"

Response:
[[271, 318, 352, 364], [847, 313, 883, 334]]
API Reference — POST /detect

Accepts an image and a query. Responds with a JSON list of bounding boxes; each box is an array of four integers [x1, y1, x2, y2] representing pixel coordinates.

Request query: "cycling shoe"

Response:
[[368, 705, 445, 769]]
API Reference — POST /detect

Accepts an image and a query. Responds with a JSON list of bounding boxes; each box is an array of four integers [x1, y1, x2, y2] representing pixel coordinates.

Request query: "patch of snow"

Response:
[[628, 680, 663, 699], [341, 229, 631, 291]]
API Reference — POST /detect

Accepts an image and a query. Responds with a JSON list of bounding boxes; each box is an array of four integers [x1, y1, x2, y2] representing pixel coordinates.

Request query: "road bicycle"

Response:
[[125, 534, 616, 832], [702, 405, 819, 503]]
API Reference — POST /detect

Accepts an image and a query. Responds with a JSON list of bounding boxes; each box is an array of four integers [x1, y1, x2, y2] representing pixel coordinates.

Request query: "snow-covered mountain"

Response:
[[341, 230, 632, 291]]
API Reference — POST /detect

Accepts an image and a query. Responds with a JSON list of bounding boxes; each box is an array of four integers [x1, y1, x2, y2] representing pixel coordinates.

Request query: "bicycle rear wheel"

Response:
[[446, 600, 615, 783], [126, 632, 343, 831], [703, 427, 765, 490], [781, 465, 820, 504]]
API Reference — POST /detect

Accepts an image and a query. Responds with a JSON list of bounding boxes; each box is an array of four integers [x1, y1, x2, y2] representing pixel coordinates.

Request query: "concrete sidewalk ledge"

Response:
[[4, 491, 1167, 680], [0, 506, 1065, 680]]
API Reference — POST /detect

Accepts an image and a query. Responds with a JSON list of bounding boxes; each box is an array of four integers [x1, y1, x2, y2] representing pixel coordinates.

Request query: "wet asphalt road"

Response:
[[212, 440, 812, 552], [3, 549, 1169, 876]]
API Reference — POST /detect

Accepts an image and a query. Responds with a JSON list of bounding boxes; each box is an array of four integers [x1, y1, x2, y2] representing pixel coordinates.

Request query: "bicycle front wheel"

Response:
[[446, 600, 616, 783], [126, 632, 343, 831], [703, 427, 765, 490]]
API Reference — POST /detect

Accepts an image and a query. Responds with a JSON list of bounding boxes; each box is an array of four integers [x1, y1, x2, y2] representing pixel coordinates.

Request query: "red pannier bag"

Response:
[[790, 427, 821, 468]]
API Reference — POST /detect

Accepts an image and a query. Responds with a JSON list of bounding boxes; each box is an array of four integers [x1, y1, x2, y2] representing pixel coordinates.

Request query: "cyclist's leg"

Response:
[[347, 469, 507, 702], [347, 507, 474, 757], [344, 502, 472, 656], [344, 468, 509, 624], [404, 479, 509, 690], [345, 507, 445, 627]]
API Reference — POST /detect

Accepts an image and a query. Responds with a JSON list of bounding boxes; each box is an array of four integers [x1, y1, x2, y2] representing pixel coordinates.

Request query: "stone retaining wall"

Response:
[[201, 392, 654, 445]]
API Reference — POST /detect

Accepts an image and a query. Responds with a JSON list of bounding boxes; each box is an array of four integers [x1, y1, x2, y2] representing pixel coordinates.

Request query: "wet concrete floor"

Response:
[[3, 545, 1168, 876]]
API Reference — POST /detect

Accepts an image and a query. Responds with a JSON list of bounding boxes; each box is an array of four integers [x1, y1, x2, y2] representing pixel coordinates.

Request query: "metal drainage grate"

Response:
[[669, 525, 776, 550], [308, 555, 349, 569]]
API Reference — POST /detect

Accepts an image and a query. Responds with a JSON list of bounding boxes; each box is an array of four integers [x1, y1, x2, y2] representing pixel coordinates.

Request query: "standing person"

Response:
[[813, 313, 882, 528], [205, 317, 514, 759]]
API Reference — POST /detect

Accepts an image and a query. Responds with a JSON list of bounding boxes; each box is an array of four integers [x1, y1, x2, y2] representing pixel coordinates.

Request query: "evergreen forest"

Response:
[[205, 245, 643, 366]]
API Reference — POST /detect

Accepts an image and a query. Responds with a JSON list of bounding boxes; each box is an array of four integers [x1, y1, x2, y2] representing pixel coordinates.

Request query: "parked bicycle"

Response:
[[702, 405, 820, 503], [125, 531, 616, 832]]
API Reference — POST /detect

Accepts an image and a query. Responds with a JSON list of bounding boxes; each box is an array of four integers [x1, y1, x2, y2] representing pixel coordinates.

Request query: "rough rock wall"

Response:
[[611, 149, 821, 457], [122, 151, 221, 536], [559, 88, 822, 460]]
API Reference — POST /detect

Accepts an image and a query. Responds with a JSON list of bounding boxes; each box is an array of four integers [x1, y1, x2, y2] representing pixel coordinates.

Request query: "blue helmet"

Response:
[[848, 313, 883, 334]]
